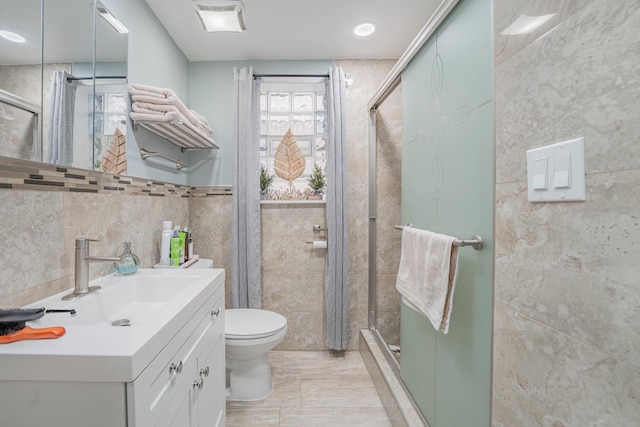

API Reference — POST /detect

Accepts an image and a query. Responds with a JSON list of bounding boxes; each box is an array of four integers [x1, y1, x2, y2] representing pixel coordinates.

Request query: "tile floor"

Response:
[[226, 351, 391, 426]]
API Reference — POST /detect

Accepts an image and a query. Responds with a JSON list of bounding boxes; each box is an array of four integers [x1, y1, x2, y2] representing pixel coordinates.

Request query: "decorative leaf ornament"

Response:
[[274, 128, 306, 186], [102, 128, 127, 175]]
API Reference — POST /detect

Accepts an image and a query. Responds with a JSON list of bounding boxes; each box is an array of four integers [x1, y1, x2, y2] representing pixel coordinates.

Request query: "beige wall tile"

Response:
[[495, 0, 640, 184], [0, 187, 189, 307], [260, 204, 325, 237], [494, 0, 640, 423], [262, 273, 323, 313], [493, 303, 640, 426], [493, 0, 592, 66], [497, 172, 640, 368], [0, 189, 65, 305]]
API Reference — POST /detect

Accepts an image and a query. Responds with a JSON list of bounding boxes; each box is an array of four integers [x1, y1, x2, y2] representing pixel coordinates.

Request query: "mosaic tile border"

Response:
[[0, 156, 232, 197]]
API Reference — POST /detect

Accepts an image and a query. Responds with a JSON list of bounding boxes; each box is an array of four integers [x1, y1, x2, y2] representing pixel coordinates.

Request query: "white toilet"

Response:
[[225, 308, 287, 400]]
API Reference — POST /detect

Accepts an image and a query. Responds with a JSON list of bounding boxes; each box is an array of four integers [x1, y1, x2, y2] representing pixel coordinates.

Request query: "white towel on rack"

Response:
[[129, 84, 206, 130], [130, 110, 180, 123], [395, 227, 459, 334], [130, 83, 172, 98]]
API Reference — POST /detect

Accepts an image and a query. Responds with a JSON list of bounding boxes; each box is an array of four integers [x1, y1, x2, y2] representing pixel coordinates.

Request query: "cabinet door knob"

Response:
[[193, 378, 204, 390], [200, 366, 210, 377], [169, 360, 183, 375], [211, 308, 220, 319]]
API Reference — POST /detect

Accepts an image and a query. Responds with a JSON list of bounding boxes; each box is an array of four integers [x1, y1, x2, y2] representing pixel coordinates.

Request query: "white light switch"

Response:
[[532, 158, 547, 190], [553, 153, 571, 188], [526, 137, 585, 202]]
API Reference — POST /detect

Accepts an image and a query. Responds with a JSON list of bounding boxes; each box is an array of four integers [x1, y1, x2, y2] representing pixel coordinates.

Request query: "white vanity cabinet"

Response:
[[0, 269, 226, 427], [128, 285, 225, 427]]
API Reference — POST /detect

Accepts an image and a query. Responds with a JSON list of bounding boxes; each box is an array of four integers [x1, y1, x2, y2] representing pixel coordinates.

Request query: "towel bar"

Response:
[[140, 148, 187, 171], [394, 224, 483, 250]]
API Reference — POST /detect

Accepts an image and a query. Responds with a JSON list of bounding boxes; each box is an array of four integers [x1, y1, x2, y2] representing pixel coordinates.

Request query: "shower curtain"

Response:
[[324, 66, 349, 350], [231, 67, 262, 309], [47, 70, 77, 165]]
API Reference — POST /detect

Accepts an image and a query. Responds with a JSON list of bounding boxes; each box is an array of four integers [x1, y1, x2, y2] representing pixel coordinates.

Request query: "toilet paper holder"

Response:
[[308, 225, 328, 247], [306, 240, 328, 248], [313, 225, 327, 233]]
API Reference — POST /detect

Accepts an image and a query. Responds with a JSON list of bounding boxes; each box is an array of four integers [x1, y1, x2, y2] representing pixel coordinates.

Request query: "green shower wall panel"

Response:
[[399, 0, 493, 425]]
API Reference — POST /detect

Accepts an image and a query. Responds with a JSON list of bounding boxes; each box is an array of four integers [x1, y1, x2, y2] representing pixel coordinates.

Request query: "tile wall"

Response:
[[492, 0, 640, 424], [0, 158, 190, 307]]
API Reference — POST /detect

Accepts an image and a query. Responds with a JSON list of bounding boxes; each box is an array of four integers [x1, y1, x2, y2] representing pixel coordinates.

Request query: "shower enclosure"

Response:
[[366, 0, 494, 425], [370, 89, 403, 363]]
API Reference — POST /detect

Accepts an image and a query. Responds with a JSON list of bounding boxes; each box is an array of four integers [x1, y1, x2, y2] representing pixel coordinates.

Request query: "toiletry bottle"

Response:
[[115, 241, 140, 276], [179, 229, 187, 263], [182, 227, 190, 261], [170, 229, 182, 266], [161, 221, 172, 266], [188, 229, 193, 261]]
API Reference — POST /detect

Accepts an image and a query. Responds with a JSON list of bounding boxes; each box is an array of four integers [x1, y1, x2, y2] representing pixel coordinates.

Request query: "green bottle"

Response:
[[170, 229, 182, 266]]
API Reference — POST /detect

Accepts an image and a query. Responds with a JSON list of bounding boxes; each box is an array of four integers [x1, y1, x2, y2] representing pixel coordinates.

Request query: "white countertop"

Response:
[[0, 268, 224, 383]]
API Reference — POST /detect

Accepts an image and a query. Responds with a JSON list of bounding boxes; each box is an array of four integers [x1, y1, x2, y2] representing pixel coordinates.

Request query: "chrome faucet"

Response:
[[62, 238, 120, 301]]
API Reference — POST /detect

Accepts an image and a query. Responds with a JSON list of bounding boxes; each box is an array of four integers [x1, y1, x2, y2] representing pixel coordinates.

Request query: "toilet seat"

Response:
[[226, 309, 287, 340]]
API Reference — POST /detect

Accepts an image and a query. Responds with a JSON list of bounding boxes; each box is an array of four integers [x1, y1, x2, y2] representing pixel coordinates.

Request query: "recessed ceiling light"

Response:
[[0, 30, 26, 43], [195, 4, 246, 32], [353, 22, 376, 37]]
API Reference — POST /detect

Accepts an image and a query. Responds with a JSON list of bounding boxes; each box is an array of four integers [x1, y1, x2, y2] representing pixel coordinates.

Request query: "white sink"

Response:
[[0, 268, 224, 383], [34, 273, 204, 327]]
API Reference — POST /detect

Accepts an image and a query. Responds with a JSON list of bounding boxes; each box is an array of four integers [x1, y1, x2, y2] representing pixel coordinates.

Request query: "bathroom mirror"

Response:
[[0, 0, 43, 162], [0, 0, 127, 171]]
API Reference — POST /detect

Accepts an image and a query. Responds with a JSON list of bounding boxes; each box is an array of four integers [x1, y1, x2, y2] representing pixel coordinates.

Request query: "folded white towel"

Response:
[[395, 227, 459, 334], [129, 84, 203, 128], [130, 110, 180, 123], [132, 101, 174, 113], [130, 83, 172, 98]]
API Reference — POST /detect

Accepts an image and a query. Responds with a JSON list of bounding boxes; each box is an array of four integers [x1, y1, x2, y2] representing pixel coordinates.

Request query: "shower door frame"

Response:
[[365, 0, 461, 415]]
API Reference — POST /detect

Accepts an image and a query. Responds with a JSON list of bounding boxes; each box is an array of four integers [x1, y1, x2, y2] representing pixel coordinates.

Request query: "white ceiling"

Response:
[[144, 0, 442, 61], [0, 0, 441, 65]]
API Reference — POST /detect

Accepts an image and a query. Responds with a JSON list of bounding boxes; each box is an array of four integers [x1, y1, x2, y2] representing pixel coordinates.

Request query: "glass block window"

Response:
[[260, 86, 328, 198], [90, 90, 127, 170]]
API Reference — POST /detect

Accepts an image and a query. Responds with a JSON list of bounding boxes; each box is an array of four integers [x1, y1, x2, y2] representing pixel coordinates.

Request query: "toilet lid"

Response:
[[225, 309, 287, 339]]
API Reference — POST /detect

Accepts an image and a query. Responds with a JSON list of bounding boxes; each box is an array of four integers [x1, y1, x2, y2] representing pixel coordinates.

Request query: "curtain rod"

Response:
[[253, 73, 329, 79], [66, 76, 127, 82]]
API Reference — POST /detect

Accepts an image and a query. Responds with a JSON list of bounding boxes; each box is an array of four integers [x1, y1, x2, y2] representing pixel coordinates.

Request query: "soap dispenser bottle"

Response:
[[115, 241, 140, 275]]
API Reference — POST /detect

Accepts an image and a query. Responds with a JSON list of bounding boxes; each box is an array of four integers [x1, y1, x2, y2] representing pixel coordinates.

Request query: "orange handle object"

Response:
[[0, 326, 66, 344]]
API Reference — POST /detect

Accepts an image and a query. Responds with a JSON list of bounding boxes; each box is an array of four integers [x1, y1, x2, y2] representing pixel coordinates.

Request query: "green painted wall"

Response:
[[399, 0, 494, 425], [104, 0, 191, 184]]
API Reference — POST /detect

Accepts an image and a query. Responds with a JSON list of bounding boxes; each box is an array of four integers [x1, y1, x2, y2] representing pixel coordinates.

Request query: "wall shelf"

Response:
[[134, 119, 218, 150]]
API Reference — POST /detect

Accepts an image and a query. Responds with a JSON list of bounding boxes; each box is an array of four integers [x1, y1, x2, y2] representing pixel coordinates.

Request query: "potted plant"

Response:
[[260, 165, 274, 200], [307, 163, 326, 200]]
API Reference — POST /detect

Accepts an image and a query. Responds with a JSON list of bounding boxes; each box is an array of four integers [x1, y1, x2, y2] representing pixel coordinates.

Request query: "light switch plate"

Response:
[[526, 137, 585, 202]]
